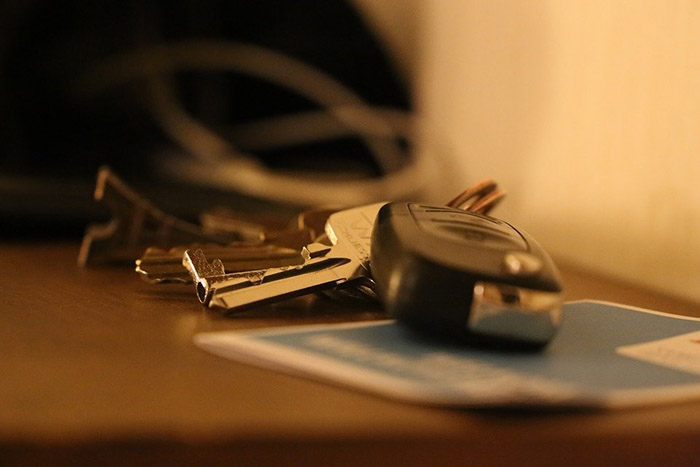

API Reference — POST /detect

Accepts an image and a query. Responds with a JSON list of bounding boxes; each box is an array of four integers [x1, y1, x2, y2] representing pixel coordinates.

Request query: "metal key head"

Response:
[[323, 202, 385, 277], [183, 249, 228, 304]]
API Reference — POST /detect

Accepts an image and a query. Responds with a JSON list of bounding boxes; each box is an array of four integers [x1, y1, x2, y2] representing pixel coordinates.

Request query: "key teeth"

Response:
[[183, 249, 226, 283], [211, 258, 225, 273], [303, 243, 332, 259], [244, 270, 266, 285]]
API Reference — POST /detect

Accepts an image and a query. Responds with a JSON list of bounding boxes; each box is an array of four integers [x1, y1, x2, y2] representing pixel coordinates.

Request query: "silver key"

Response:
[[184, 203, 384, 311], [135, 243, 305, 284]]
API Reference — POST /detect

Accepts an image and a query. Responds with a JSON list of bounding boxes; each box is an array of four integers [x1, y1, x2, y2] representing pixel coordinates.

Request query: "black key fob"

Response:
[[370, 203, 563, 350]]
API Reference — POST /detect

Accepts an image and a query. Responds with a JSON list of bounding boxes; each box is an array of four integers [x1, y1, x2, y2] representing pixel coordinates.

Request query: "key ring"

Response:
[[446, 179, 506, 215]]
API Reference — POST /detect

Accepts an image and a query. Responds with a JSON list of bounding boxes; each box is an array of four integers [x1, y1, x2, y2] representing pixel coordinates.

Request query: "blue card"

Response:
[[195, 301, 700, 408]]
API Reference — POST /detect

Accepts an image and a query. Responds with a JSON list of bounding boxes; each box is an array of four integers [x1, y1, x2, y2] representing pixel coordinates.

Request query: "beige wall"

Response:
[[357, 1, 700, 303]]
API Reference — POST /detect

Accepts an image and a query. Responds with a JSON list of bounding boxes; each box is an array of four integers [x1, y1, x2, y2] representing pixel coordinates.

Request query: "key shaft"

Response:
[[207, 256, 353, 310], [187, 244, 353, 308], [136, 243, 305, 283]]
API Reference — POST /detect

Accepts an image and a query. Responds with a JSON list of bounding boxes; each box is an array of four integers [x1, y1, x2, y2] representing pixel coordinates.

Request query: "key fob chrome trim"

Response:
[[469, 282, 562, 346]]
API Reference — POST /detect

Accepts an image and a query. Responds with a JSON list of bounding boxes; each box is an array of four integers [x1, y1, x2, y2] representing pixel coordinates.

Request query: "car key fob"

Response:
[[370, 203, 563, 350]]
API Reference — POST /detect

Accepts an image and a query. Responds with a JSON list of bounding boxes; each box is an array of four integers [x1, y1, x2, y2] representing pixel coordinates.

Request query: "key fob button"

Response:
[[409, 203, 527, 251], [503, 251, 543, 277]]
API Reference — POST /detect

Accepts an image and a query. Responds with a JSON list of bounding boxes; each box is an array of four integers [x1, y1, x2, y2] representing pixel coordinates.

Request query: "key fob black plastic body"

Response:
[[370, 203, 563, 350]]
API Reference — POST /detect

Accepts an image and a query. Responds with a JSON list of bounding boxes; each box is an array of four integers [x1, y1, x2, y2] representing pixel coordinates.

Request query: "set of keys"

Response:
[[81, 168, 563, 349]]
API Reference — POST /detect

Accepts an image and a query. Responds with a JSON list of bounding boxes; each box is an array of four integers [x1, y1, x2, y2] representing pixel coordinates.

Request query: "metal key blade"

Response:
[[185, 244, 344, 307], [209, 257, 351, 310], [135, 243, 305, 284], [193, 203, 385, 312]]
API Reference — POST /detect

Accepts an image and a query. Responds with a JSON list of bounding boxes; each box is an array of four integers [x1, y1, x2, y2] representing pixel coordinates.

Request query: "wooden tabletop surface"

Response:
[[1, 242, 699, 466]]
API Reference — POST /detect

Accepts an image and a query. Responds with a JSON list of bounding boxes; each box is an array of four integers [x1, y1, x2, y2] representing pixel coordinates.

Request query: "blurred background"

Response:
[[2, 0, 699, 302]]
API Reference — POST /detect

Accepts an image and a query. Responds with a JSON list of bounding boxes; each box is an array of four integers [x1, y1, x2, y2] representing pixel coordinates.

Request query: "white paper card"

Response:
[[617, 331, 700, 376]]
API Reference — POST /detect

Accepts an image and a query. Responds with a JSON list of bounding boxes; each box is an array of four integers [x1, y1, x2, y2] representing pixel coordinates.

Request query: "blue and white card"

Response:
[[194, 301, 700, 408]]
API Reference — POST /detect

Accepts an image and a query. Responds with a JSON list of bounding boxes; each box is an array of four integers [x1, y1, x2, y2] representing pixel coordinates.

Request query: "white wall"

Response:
[[357, 1, 700, 303]]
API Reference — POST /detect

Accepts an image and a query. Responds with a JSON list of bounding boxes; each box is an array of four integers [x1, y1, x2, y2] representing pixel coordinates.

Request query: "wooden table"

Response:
[[2, 243, 699, 466]]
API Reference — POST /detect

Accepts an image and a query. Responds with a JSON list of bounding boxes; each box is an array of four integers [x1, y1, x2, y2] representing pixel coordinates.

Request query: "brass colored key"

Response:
[[199, 207, 267, 242], [136, 207, 342, 284], [78, 167, 240, 266], [200, 206, 341, 250]]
